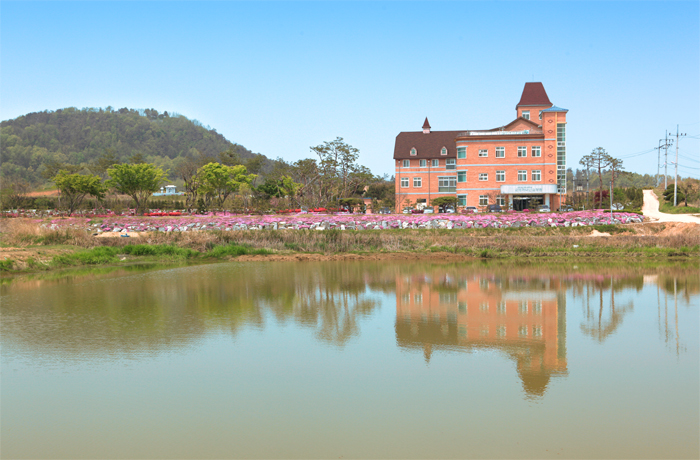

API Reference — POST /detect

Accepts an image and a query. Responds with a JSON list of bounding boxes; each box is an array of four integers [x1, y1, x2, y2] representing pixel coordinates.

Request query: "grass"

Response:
[[1, 218, 698, 274], [659, 202, 700, 214]]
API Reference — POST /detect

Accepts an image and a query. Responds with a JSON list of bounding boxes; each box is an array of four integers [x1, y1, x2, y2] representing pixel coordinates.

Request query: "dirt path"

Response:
[[642, 190, 700, 224]]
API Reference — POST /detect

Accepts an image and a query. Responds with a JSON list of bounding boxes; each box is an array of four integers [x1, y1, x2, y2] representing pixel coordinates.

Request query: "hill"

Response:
[[1, 107, 267, 185]]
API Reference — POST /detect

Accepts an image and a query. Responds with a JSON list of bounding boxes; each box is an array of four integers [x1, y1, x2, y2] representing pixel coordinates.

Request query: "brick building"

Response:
[[393, 83, 567, 211]]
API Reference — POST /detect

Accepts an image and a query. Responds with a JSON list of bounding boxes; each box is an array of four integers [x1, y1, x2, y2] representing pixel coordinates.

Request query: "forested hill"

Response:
[[1, 107, 267, 185]]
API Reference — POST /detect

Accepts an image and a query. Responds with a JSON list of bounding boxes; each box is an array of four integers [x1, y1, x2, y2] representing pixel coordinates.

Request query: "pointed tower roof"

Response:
[[516, 82, 552, 107], [422, 117, 431, 134]]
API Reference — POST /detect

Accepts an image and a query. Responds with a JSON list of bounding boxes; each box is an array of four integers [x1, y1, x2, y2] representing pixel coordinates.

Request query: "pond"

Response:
[[1, 260, 698, 459]]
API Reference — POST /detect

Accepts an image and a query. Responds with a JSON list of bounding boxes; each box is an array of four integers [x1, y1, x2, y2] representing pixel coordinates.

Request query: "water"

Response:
[[1, 261, 698, 459]]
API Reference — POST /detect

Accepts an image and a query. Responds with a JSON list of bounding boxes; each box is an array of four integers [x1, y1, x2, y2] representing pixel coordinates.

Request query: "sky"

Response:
[[1, 1, 699, 179]]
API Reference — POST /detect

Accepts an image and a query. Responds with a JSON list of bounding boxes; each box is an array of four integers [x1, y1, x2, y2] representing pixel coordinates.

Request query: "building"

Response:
[[394, 267, 568, 397], [393, 83, 567, 211]]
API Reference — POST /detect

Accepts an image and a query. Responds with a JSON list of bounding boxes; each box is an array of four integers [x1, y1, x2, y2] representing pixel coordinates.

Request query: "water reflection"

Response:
[[394, 268, 568, 397]]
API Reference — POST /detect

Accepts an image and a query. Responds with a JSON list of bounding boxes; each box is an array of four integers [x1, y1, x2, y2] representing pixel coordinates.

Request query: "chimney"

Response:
[[422, 117, 431, 134]]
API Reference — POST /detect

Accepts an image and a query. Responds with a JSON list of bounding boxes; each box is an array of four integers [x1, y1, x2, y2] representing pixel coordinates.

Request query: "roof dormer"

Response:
[[422, 117, 431, 134]]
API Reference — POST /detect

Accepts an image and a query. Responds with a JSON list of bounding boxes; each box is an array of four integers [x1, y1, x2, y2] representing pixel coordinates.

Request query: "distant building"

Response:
[[153, 185, 184, 196], [393, 82, 567, 211]]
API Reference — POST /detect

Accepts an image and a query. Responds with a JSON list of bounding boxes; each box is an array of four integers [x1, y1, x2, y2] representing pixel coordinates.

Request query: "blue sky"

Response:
[[2, 1, 698, 178]]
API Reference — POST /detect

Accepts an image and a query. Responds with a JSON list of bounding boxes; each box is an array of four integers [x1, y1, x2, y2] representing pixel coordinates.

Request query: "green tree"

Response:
[[53, 171, 106, 215], [197, 162, 257, 209], [310, 137, 368, 203], [431, 196, 458, 212], [91, 149, 120, 179], [580, 148, 613, 207], [106, 163, 167, 214]]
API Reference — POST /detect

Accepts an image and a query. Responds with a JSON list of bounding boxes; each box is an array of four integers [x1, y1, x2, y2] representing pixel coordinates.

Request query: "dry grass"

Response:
[[2, 218, 698, 258]]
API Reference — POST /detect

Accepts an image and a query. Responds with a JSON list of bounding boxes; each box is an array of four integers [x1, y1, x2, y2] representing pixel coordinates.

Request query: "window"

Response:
[[538, 110, 543, 120], [519, 325, 528, 338], [517, 146, 527, 158], [402, 160, 410, 168], [439, 292, 457, 304], [496, 170, 505, 182], [438, 176, 456, 193], [533, 325, 542, 338], [532, 146, 541, 157], [419, 159, 427, 167], [522, 110, 530, 120], [441, 147, 447, 156], [532, 170, 541, 181], [458, 171, 466, 182], [497, 196, 505, 206], [480, 302, 489, 312], [400, 177, 409, 188], [457, 195, 467, 206], [478, 149, 488, 157], [519, 300, 528, 314], [446, 159, 456, 170], [495, 147, 505, 158], [479, 173, 488, 181], [432, 159, 439, 167], [410, 148, 417, 156], [479, 195, 488, 206], [518, 170, 527, 181], [414, 293, 422, 304], [413, 177, 422, 187], [458, 301, 467, 313], [457, 147, 466, 159], [497, 301, 506, 314], [533, 301, 542, 314], [497, 325, 506, 338]]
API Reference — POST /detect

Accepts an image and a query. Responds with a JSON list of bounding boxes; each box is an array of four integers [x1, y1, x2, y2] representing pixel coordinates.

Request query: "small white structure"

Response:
[[153, 185, 183, 196]]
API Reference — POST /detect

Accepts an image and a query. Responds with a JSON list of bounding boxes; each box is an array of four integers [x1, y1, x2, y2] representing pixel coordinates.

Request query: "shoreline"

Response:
[[1, 220, 698, 276]]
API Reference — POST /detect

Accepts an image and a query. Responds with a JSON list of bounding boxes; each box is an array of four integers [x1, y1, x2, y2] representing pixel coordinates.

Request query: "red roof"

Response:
[[422, 117, 431, 129], [516, 82, 552, 107]]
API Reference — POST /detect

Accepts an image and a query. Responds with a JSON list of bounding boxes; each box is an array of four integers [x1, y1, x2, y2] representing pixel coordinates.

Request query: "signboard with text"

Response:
[[500, 184, 558, 194]]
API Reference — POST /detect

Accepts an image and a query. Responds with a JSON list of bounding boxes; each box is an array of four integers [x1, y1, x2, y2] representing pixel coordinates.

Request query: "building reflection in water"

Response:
[[395, 270, 568, 397]]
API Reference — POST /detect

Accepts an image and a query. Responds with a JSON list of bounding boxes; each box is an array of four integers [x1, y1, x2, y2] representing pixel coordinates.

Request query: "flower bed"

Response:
[[43, 211, 644, 234]]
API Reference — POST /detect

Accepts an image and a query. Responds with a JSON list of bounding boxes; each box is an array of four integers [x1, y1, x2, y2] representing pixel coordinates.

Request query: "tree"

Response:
[[107, 163, 167, 214], [310, 137, 368, 204], [609, 157, 625, 192], [52, 171, 106, 215], [431, 196, 458, 212], [40, 158, 81, 181], [91, 149, 120, 179], [257, 176, 301, 199], [0, 179, 30, 210], [175, 153, 207, 211], [677, 178, 700, 207], [197, 162, 256, 209], [580, 148, 612, 207]]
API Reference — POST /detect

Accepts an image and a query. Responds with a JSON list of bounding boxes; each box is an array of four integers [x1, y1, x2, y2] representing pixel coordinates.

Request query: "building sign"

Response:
[[464, 130, 530, 136], [500, 184, 557, 194]]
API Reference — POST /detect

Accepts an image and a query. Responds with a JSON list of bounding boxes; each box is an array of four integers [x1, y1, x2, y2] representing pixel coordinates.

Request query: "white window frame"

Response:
[[495, 147, 505, 158], [431, 159, 439, 167], [532, 170, 541, 181], [522, 110, 530, 120], [532, 146, 541, 157], [478, 149, 488, 157], [517, 146, 527, 158], [410, 148, 417, 156], [402, 160, 410, 168], [497, 196, 505, 206], [419, 159, 427, 167], [457, 171, 466, 183], [413, 177, 422, 188], [457, 147, 466, 159], [438, 176, 456, 193], [479, 195, 488, 206], [538, 110, 543, 120], [479, 173, 488, 181], [446, 159, 456, 170], [496, 170, 505, 182], [400, 177, 409, 188], [517, 170, 527, 182], [441, 147, 448, 156], [457, 195, 467, 206]]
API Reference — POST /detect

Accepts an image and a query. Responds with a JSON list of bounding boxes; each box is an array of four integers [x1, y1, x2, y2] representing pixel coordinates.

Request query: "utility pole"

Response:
[[670, 125, 686, 206], [656, 136, 673, 187], [663, 131, 673, 189]]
